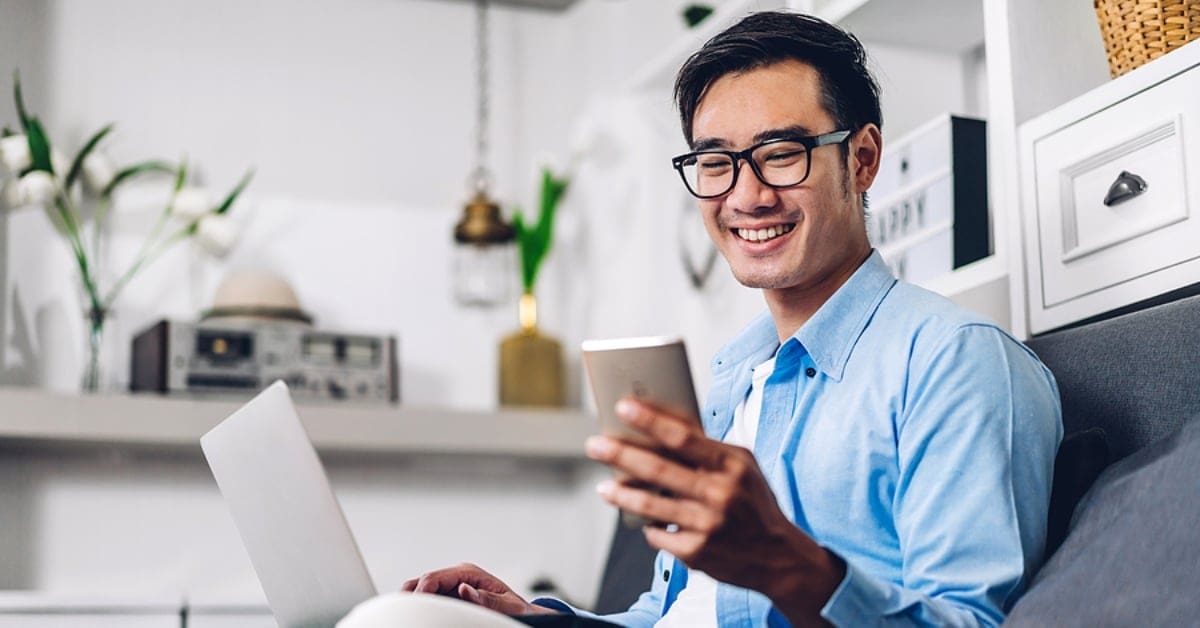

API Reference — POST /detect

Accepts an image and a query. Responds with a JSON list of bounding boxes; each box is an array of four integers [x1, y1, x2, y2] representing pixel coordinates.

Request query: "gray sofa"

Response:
[[593, 292, 1200, 625], [1007, 292, 1200, 625]]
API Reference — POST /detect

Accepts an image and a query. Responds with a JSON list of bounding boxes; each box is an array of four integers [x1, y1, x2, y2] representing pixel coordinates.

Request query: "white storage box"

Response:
[[867, 114, 990, 284]]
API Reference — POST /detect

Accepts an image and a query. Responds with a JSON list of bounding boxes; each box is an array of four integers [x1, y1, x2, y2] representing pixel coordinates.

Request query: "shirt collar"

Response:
[[712, 251, 896, 382], [794, 250, 895, 381]]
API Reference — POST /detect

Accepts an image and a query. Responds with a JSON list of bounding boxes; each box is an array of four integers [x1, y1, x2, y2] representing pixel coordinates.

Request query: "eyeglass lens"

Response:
[[679, 141, 811, 198]]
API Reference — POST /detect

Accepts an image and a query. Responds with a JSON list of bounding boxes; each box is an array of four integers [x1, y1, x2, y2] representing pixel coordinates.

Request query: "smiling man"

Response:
[[405, 11, 1062, 627]]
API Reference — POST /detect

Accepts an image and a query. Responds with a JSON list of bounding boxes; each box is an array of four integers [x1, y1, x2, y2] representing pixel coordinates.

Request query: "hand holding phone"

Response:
[[581, 336, 702, 526]]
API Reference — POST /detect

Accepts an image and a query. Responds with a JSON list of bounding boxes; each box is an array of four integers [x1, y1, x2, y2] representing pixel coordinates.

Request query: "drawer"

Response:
[[1020, 47, 1200, 333]]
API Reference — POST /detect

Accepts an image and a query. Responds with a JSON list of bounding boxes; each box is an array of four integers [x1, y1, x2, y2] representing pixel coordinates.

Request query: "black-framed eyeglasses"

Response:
[[671, 130, 852, 199]]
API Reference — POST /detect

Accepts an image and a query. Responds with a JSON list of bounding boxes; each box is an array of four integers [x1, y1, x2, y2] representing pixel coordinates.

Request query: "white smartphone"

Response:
[[581, 336, 702, 527], [581, 335, 703, 444]]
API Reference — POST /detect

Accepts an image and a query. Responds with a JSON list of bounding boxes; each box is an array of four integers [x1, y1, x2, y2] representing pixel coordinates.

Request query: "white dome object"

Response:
[[336, 592, 528, 628], [202, 269, 313, 324]]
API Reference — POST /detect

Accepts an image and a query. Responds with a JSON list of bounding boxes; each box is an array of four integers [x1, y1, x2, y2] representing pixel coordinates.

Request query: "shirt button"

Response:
[[805, 367, 817, 378], [663, 569, 670, 582]]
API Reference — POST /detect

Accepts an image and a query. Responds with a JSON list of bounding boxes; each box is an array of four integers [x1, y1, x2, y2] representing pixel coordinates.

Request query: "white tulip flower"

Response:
[[0, 135, 32, 174], [194, 213, 238, 257], [16, 170, 69, 234], [81, 152, 117, 194], [18, 170, 57, 207], [173, 186, 212, 220], [1, 179, 21, 208], [51, 148, 68, 178]]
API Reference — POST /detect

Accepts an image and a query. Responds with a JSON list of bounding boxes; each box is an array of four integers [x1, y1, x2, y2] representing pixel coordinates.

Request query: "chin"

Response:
[[729, 268, 797, 290]]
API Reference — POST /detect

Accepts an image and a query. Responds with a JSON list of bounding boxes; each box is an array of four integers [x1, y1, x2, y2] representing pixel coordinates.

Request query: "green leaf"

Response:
[[213, 168, 255, 215], [25, 117, 53, 173], [1, 126, 13, 138], [65, 124, 114, 191], [101, 160, 174, 197], [512, 167, 570, 292], [13, 70, 31, 131], [173, 158, 189, 193], [512, 209, 534, 291], [682, 4, 714, 28]]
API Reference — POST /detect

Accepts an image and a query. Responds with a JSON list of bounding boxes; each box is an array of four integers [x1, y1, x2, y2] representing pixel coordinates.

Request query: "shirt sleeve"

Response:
[[531, 549, 672, 628], [820, 324, 1062, 627]]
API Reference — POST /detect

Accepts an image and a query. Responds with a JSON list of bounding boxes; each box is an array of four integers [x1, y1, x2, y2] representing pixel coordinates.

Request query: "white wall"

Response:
[[865, 40, 988, 143]]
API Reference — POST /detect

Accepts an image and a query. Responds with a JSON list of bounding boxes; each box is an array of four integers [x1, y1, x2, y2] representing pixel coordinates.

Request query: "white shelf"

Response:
[[625, 0, 784, 92], [0, 387, 596, 462], [808, 0, 985, 53]]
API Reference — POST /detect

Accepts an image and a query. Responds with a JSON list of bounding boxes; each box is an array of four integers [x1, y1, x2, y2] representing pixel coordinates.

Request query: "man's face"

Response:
[[690, 60, 872, 294]]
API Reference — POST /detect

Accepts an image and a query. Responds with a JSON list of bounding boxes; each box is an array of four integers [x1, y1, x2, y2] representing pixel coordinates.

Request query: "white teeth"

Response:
[[736, 224, 793, 242]]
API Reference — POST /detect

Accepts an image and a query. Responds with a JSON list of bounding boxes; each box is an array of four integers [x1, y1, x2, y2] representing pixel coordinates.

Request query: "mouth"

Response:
[[733, 223, 796, 243]]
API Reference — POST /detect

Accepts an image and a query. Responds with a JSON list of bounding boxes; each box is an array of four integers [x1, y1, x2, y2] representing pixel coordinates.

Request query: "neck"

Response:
[[764, 247, 872, 342]]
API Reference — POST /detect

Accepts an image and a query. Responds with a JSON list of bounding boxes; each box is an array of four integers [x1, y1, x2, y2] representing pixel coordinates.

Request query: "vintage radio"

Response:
[[130, 319, 398, 403]]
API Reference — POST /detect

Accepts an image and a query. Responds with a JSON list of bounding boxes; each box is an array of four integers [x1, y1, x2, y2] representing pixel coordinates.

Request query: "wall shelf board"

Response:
[[625, 0, 784, 92], [0, 387, 595, 462], [808, 0, 985, 53]]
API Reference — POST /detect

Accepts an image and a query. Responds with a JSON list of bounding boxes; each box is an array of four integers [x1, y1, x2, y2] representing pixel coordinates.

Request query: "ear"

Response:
[[849, 123, 883, 195]]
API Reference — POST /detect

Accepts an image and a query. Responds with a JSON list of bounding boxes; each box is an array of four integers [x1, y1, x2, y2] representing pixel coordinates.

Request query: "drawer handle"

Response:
[[1103, 170, 1148, 207]]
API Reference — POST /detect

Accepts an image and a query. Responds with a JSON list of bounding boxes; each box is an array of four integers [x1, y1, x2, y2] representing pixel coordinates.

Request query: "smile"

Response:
[[734, 223, 795, 243]]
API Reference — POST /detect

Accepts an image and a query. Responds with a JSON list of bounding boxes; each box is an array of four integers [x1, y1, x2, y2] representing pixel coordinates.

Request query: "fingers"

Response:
[[586, 435, 713, 500], [402, 563, 502, 596], [613, 398, 725, 469], [643, 525, 706, 562], [596, 477, 717, 532], [459, 583, 495, 608]]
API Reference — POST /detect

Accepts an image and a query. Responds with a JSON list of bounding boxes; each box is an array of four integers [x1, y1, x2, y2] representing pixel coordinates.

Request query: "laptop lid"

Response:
[[201, 380, 377, 628]]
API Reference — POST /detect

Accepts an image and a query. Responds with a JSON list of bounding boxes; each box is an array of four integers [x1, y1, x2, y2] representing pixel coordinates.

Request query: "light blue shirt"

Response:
[[542, 252, 1062, 627]]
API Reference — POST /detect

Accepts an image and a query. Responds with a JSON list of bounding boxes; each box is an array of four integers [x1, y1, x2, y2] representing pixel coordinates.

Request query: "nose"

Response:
[[724, 157, 779, 214]]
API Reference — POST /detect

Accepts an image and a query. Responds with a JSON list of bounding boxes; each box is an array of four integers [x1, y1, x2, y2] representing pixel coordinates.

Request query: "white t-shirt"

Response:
[[653, 357, 776, 628]]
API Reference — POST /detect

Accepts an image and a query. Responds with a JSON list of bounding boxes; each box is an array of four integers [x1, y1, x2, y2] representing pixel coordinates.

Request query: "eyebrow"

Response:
[[690, 125, 816, 152]]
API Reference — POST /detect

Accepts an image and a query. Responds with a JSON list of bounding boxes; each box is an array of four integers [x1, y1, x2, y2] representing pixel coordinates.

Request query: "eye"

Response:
[[696, 154, 732, 173], [760, 146, 805, 166]]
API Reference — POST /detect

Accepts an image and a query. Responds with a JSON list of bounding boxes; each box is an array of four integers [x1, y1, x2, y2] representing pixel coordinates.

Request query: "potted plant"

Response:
[[0, 71, 253, 391]]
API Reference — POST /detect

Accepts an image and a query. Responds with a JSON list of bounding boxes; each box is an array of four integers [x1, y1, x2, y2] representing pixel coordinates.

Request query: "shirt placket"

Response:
[[719, 339, 809, 628]]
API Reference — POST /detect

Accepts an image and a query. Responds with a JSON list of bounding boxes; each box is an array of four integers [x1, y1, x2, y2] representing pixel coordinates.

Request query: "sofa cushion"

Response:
[[1004, 413, 1200, 626], [1043, 427, 1109, 557], [1024, 292, 1200, 462]]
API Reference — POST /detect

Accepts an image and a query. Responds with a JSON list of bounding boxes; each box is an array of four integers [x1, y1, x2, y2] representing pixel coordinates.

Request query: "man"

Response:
[[404, 11, 1062, 627]]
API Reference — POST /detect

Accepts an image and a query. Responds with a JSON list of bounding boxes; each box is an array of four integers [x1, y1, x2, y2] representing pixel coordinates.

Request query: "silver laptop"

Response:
[[201, 380, 377, 628]]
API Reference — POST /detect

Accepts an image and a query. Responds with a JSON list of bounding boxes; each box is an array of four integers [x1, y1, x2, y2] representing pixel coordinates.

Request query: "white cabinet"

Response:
[[793, 0, 1184, 337], [1019, 40, 1200, 333]]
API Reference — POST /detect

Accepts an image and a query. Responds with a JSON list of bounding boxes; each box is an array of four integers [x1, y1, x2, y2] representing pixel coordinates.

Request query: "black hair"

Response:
[[674, 11, 882, 147]]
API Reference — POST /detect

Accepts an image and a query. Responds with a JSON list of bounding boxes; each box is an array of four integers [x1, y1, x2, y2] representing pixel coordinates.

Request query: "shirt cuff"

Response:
[[531, 597, 577, 615], [820, 555, 897, 626]]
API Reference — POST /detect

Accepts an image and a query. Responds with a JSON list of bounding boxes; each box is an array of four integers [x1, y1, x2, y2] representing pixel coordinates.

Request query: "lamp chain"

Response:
[[472, 0, 491, 193]]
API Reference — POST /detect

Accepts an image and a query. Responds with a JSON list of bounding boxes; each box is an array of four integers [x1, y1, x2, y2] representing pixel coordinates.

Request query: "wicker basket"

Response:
[[1094, 0, 1200, 77]]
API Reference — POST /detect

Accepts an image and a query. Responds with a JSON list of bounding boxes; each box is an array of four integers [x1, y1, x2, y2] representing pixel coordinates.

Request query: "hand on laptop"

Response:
[[401, 563, 560, 616]]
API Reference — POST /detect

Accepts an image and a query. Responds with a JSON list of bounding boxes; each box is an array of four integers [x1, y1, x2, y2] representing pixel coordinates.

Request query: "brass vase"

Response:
[[499, 292, 565, 407]]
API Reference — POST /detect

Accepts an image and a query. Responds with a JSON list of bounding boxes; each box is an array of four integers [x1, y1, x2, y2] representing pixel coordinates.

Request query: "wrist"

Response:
[[762, 534, 846, 625]]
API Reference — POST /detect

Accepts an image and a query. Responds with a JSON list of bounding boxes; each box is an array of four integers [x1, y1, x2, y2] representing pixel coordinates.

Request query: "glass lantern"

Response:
[[452, 189, 515, 307]]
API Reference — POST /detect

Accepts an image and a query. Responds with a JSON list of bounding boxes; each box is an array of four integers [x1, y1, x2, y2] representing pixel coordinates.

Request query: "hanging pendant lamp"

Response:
[[452, 0, 515, 308]]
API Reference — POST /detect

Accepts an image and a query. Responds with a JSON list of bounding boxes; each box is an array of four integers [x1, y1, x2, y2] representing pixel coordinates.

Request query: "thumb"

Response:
[[458, 583, 499, 609]]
